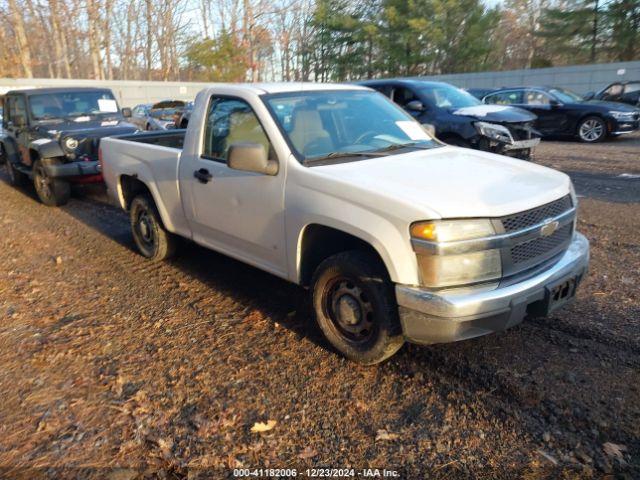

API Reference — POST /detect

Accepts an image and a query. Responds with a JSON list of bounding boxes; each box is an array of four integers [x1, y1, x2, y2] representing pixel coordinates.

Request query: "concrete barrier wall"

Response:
[[1, 60, 639, 105], [413, 61, 640, 94]]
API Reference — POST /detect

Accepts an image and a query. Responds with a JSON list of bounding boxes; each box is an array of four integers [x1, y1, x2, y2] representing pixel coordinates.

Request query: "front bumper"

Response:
[[396, 232, 589, 345], [44, 160, 101, 178], [609, 118, 639, 134]]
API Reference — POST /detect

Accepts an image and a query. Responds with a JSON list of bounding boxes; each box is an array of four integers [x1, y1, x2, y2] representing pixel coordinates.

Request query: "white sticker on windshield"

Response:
[[395, 121, 431, 140], [74, 116, 91, 122], [98, 99, 118, 113]]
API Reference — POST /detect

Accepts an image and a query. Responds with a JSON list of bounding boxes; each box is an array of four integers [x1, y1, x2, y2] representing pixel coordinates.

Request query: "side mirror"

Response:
[[228, 143, 278, 176], [122, 107, 132, 118], [583, 91, 595, 101], [549, 99, 562, 108], [406, 100, 425, 112]]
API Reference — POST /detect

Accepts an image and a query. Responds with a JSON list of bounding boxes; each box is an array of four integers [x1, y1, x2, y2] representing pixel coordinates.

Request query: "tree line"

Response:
[[1, 0, 638, 83]]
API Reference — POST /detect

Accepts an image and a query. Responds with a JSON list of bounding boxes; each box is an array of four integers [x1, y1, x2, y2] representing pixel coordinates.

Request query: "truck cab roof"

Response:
[[4, 87, 115, 97]]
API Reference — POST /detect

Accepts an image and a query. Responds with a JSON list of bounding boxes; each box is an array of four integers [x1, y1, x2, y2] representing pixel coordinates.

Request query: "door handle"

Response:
[[194, 168, 213, 184]]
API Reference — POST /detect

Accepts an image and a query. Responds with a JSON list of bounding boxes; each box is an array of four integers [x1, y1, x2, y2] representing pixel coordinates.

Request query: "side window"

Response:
[[202, 97, 271, 162], [392, 87, 419, 107], [602, 84, 623, 100], [485, 91, 522, 105], [371, 85, 392, 98], [524, 90, 551, 105], [8, 96, 27, 123], [4, 97, 12, 122], [624, 83, 640, 95]]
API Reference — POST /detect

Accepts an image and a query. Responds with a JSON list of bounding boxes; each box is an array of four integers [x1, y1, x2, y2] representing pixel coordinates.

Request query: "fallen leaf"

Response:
[[157, 438, 174, 459], [250, 420, 277, 433], [298, 446, 317, 459], [375, 429, 399, 441], [536, 449, 558, 465], [603, 442, 627, 461]]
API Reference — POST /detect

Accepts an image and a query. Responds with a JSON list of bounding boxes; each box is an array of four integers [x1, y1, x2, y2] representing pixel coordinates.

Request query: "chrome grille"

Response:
[[501, 195, 573, 233], [510, 224, 573, 264]]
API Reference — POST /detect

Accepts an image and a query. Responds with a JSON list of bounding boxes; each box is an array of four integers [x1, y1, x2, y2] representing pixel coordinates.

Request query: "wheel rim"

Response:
[[134, 209, 156, 251], [579, 119, 604, 141], [322, 276, 376, 343], [34, 164, 53, 200]]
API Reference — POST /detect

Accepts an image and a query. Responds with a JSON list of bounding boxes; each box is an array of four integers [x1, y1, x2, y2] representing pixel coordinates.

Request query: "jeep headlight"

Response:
[[475, 121, 513, 144], [64, 137, 79, 150], [411, 219, 502, 287]]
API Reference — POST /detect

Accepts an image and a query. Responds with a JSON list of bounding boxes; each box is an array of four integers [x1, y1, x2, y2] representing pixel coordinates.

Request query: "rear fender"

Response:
[[0, 134, 20, 163]]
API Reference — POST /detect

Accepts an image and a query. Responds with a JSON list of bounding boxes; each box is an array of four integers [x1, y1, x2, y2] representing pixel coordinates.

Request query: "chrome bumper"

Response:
[[396, 232, 589, 345]]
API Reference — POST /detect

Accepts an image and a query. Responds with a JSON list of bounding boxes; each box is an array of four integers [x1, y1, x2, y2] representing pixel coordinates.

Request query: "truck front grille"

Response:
[[499, 195, 575, 278], [510, 224, 573, 264], [501, 195, 573, 232]]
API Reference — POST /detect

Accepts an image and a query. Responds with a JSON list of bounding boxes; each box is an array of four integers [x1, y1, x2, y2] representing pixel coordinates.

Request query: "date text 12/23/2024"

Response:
[[233, 468, 401, 478]]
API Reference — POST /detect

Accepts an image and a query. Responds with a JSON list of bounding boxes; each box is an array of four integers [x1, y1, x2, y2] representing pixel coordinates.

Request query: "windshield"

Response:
[[549, 88, 583, 103], [419, 84, 481, 109], [264, 90, 439, 162], [29, 91, 119, 120]]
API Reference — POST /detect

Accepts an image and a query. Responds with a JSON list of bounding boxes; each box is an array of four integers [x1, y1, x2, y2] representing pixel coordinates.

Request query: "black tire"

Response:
[[311, 250, 404, 364], [444, 136, 471, 148], [33, 159, 71, 206], [130, 194, 177, 261], [577, 116, 607, 143], [3, 150, 28, 187]]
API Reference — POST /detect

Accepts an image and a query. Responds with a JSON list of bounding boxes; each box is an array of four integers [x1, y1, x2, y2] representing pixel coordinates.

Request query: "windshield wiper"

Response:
[[305, 150, 388, 164], [372, 142, 434, 153]]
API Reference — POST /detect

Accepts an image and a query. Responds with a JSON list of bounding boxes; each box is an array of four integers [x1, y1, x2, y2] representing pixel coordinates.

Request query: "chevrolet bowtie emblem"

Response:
[[540, 220, 560, 237]]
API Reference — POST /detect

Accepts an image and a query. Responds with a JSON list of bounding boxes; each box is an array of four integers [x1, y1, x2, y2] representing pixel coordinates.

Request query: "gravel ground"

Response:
[[0, 134, 638, 479]]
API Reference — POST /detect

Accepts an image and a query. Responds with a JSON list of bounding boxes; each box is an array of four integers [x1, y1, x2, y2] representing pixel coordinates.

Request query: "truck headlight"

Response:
[[416, 249, 502, 287], [475, 121, 513, 144], [411, 219, 502, 287]]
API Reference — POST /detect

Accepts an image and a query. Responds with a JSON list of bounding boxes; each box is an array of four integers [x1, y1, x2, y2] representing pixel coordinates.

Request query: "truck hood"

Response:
[[313, 146, 571, 219], [450, 104, 536, 123], [35, 119, 138, 138]]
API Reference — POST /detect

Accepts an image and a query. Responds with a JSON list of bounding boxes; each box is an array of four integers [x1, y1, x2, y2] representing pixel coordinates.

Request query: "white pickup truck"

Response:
[[101, 83, 590, 364]]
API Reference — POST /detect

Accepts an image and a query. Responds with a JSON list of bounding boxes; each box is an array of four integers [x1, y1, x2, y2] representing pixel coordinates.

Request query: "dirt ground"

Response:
[[0, 133, 638, 479]]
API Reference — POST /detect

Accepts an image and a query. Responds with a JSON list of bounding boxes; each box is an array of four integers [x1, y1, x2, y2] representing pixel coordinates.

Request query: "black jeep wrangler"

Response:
[[0, 87, 137, 206]]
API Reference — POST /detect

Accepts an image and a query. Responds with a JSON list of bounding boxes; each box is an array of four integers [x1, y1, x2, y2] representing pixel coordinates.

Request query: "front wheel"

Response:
[[33, 159, 70, 206], [130, 194, 177, 261], [577, 116, 607, 143], [311, 250, 404, 364]]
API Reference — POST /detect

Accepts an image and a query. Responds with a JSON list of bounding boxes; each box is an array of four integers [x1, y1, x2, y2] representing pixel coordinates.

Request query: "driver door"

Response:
[[178, 96, 287, 277]]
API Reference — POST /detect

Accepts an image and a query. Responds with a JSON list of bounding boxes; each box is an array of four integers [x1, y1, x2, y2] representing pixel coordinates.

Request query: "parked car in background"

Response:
[[129, 103, 152, 130], [101, 83, 589, 364], [173, 101, 193, 129], [359, 79, 540, 160], [129, 100, 186, 131], [466, 87, 497, 100], [585, 81, 640, 108], [483, 86, 640, 143], [0, 87, 137, 206]]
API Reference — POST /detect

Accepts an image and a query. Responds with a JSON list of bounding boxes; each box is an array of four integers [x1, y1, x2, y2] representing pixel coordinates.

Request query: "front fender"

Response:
[[29, 138, 65, 159]]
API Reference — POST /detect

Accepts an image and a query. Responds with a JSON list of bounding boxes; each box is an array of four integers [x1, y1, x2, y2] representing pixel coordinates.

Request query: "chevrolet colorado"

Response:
[[100, 83, 589, 364]]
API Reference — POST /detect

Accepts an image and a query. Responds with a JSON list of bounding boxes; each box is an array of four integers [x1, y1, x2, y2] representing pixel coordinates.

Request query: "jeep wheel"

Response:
[[311, 250, 404, 364], [130, 194, 177, 261], [33, 159, 70, 206], [4, 158, 28, 187]]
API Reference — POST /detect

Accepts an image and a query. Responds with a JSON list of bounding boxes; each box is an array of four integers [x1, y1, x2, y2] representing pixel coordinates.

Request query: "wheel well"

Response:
[[29, 149, 40, 164], [298, 224, 386, 286], [120, 175, 152, 210], [576, 113, 607, 133]]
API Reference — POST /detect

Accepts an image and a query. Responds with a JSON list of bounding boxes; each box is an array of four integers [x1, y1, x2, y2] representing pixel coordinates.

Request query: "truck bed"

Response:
[[114, 130, 186, 149]]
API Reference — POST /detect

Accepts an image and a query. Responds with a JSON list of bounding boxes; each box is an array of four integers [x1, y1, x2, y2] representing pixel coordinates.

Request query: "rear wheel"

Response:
[[577, 116, 606, 143], [3, 150, 28, 187], [33, 159, 70, 206], [130, 194, 177, 261], [311, 250, 404, 364]]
